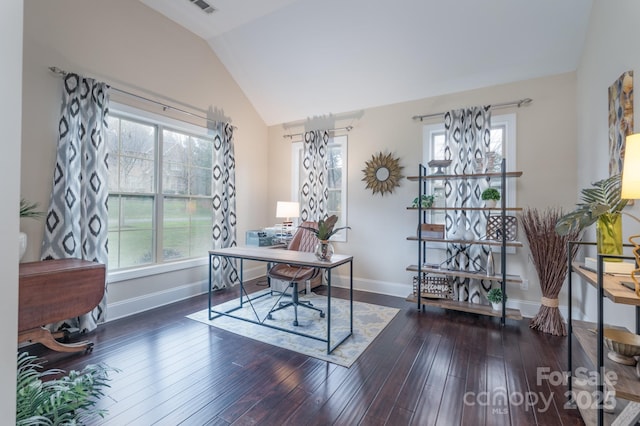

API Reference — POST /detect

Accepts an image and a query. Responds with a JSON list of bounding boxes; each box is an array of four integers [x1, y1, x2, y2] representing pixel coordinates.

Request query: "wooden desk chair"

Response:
[[267, 221, 325, 326]]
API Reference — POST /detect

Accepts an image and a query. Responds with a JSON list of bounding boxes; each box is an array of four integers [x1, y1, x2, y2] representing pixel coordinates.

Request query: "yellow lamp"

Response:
[[621, 134, 640, 297]]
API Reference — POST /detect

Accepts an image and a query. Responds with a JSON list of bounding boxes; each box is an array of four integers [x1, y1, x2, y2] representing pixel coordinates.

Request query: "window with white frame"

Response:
[[291, 135, 348, 241], [422, 113, 517, 227], [106, 104, 214, 270]]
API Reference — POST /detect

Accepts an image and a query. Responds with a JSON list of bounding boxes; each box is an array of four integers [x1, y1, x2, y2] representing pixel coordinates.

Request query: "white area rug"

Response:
[[187, 289, 399, 367]]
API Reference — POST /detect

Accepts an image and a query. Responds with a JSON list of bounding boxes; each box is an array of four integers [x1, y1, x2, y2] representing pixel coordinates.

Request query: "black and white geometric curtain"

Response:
[[444, 106, 492, 304], [41, 73, 110, 332], [211, 122, 237, 289], [300, 130, 330, 221]]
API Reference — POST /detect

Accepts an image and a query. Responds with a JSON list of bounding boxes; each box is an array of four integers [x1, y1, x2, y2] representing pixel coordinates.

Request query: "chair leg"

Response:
[[266, 281, 324, 326]]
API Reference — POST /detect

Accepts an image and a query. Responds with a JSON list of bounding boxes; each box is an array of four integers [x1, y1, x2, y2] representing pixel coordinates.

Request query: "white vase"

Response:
[[19, 232, 27, 261], [491, 302, 502, 311], [485, 200, 497, 208]]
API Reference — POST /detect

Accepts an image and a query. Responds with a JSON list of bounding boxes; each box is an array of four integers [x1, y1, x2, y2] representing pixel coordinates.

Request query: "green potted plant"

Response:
[[19, 198, 44, 261], [487, 287, 507, 310], [299, 215, 351, 261], [481, 188, 501, 208], [555, 174, 627, 257], [411, 194, 435, 208], [16, 352, 115, 425]]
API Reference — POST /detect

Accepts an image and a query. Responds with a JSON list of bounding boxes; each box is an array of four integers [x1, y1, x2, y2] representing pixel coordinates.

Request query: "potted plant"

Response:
[[555, 174, 627, 257], [481, 188, 501, 208], [411, 194, 435, 208], [487, 287, 507, 310], [19, 198, 44, 261], [16, 352, 115, 424], [299, 215, 351, 261]]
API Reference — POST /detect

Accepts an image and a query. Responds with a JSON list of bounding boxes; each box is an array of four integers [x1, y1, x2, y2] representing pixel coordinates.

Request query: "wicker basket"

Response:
[[413, 275, 454, 299]]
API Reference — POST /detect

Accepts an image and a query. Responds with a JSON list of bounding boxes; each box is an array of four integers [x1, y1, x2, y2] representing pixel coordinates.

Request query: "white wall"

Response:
[[268, 73, 578, 317], [576, 0, 640, 330], [0, 0, 21, 421], [21, 0, 269, 318]]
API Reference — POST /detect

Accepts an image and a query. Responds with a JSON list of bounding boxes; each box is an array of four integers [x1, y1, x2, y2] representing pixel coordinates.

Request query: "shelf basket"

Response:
[[486, 215, 518, 241], [413, 275, 454, 299]]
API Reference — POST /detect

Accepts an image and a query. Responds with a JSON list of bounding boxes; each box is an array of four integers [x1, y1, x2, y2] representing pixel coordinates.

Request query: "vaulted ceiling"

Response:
[[141, 0, 593, 126]]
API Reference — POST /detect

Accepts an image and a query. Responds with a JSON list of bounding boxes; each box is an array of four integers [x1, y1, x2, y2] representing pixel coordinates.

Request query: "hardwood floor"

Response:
[[26, 281, 586, 425]]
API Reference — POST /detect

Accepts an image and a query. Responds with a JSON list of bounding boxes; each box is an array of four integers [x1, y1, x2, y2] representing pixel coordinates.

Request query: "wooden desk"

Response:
[[19, 259, 105, 353], [208, 246, 353, 354]]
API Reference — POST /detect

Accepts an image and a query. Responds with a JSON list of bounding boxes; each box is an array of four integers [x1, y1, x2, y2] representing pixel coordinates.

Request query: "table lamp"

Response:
[[621, 134, 640, 297], [276, 201, 299, 236]]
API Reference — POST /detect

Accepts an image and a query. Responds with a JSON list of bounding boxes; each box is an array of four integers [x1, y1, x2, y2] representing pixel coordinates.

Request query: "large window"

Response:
[[292, 135, 348, 241], [423, 113, 517, 226], [106, 105, 214, 270]]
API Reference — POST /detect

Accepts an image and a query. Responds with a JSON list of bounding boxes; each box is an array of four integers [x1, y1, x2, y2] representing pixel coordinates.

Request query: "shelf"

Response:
[[406, 206, 523, 211], [573, 321, 640, 403], [405, 294, 522, 320], [572, 262, 640, 306], [407, 171, 523, 181], [406, 236, 523, 247], [406, 264, 523, 284]]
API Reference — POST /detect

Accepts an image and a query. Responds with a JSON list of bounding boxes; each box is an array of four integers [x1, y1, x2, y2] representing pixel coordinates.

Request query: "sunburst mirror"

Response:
[[362, 152, 404, 195]]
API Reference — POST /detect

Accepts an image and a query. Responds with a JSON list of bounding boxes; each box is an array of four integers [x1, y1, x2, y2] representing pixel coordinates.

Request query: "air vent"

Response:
[[189, 0, 216, 14]]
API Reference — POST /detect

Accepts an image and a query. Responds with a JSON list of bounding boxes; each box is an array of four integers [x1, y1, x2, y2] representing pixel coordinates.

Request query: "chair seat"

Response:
[[268, 264, 316, 282]]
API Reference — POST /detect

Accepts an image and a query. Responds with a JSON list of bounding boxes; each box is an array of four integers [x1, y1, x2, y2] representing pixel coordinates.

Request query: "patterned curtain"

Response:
[[300, 130, 329, 221], [211, 122, 238, 289], [41, 73, 110, 332], [443, 106, 492, 304]]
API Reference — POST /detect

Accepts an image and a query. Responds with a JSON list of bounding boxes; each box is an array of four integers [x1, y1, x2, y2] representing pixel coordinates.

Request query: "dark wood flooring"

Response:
[[26, 281, 587, 425]]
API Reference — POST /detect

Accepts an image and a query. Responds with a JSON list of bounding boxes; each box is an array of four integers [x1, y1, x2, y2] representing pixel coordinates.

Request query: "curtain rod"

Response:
[[411, 98, 533, 122], [283, 125, 354, 140], [48, 66, 235, 129]]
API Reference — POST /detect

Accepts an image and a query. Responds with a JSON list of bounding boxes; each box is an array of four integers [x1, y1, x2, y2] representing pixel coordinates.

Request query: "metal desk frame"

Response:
[[208, 246, 354, 354]]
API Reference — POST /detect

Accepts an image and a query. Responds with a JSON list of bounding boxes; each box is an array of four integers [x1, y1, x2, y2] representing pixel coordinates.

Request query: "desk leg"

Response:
[[327, 268, 331, 354], [350, 259, 353, 335]]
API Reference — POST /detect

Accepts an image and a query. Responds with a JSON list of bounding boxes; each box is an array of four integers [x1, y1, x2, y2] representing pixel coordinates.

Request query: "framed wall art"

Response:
[[608, 70, 634, 176]]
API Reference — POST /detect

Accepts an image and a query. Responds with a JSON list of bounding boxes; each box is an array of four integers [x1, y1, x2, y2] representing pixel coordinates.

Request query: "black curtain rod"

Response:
[[411, 98, 533, 121], [48, 66, 235, 129]]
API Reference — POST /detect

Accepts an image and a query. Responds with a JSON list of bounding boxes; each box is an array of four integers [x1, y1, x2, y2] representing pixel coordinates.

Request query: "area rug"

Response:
[[187, 289, 399, 367]]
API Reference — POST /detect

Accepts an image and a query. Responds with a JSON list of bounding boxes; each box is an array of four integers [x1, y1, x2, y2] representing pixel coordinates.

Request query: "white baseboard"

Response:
[[107, 269, 587, 323]]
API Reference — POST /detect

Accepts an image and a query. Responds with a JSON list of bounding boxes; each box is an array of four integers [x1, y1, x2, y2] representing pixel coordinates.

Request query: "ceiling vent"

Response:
[[189, 0, 216, 14]]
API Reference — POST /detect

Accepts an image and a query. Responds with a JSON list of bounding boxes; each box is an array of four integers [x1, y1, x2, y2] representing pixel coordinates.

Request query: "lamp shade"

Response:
[[622, 134, 640, 199], [276, 201, 299, 219]]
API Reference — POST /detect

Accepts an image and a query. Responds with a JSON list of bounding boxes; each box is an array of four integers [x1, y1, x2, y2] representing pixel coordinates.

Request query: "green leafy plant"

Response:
[[299, 214, 351, 241], [555, 174, 628, 236], [411, 194, 435, 208], [487, 287, 507, 304], [481, 188, 501, 201], [16, 352, 116, 425], [20, 198, 44, 219]]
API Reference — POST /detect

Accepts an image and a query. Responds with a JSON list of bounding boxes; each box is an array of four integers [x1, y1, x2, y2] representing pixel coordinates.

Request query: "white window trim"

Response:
[[107, 102, 213, 278], [422, 113, 517, 252], [291, 135, 349, 242]]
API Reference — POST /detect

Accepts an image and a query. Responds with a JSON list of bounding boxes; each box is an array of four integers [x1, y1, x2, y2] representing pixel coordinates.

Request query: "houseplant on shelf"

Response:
[[481, 188, 500, 208], [19, 198, 44, 261], [299, 215, 350, 261], [555, 174, 627, 258], [487, 287, 507, 311]]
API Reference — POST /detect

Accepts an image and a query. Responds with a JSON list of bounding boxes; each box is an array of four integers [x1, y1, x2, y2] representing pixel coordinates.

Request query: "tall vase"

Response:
[[596, 213, 623, 261], [314, 240, 334, 261]]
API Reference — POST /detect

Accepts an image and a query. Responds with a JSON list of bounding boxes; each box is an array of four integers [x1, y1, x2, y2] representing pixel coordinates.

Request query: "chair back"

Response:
[[287, 221, 318, 253]]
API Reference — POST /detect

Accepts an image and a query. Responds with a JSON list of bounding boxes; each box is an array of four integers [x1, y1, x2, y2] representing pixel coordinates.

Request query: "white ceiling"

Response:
[[141, 0, 594, 126]]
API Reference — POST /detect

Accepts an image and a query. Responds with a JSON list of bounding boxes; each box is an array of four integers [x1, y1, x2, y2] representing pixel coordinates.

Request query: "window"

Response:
[[292, 135, 348, 241], [422, 113, 517, 227], [106, 104, 214, 271]]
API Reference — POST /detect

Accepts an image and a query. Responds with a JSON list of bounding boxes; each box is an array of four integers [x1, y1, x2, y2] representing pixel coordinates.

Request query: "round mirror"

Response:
[[362, 152, 404, 196], [375, 167, 390, 182]]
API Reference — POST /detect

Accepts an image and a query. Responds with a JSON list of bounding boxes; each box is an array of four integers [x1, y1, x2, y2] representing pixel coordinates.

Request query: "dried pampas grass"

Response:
[[520, 207, 580, 336]]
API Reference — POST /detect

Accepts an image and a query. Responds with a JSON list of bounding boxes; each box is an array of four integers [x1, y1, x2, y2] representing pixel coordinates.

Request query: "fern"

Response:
[[556, 174, 629, 235], [16, 352, 116, 425]]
